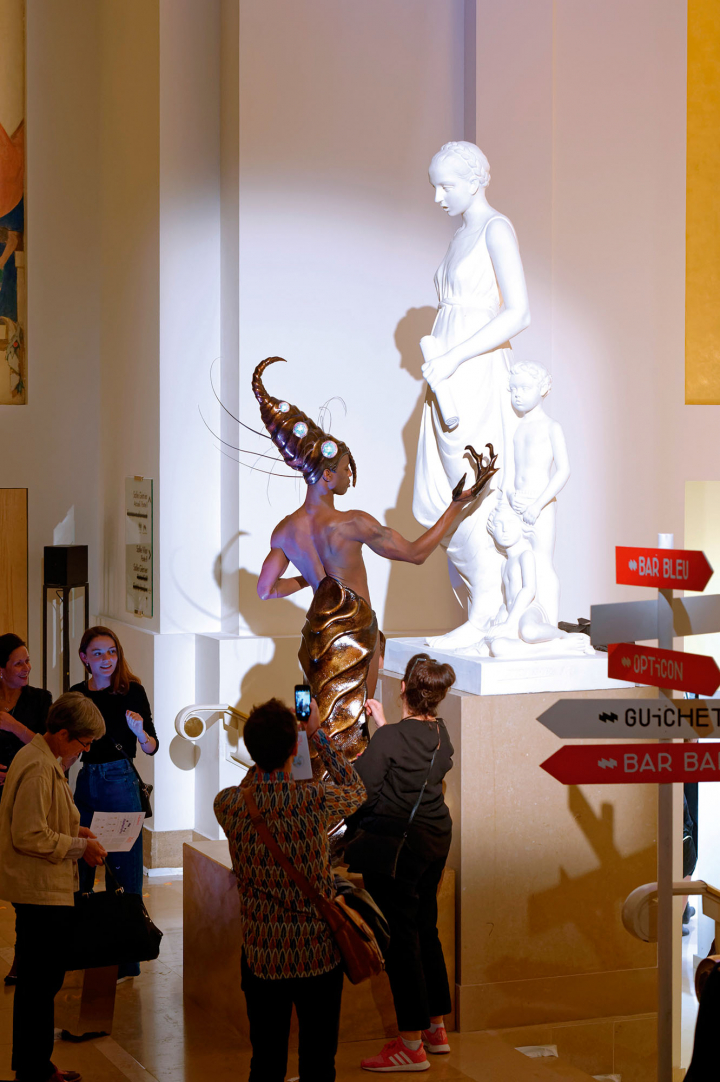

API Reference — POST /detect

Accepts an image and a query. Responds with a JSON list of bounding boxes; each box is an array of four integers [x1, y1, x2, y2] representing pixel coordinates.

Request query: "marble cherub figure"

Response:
[[481, 501, 592, 658], [506, 361, 568, 627]]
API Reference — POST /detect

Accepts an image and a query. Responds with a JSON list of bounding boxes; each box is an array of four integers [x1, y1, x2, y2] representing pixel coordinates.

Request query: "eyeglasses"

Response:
[[75, 738, 93, 752]]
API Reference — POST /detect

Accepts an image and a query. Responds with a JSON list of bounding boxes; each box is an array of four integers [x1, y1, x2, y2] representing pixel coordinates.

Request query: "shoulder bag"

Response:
[[66, 861, 163, 971], [343, 719, 441, 879], [113, 741, 154, 819], [242, 787, 385, 985]]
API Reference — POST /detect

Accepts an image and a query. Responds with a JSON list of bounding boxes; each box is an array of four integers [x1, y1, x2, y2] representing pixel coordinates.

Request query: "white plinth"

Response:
[[384, 636, 629, 697]]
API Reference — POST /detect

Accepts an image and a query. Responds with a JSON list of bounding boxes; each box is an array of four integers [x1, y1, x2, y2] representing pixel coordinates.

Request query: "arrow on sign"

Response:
[[616, 547, 713, 592], [541, 743, 720, 785], [607, 643, 720, 696], [536, 699, 718, 739]]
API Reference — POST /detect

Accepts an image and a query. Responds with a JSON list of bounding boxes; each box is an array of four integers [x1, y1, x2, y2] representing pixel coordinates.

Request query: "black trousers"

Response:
[[240, 952, 344, 1082], [13, 902, 74, 1082], [364, 852, 452, 1032]]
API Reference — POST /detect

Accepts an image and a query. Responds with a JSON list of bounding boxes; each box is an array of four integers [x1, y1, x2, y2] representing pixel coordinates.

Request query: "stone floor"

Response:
[[0, 875, 697, 1081]]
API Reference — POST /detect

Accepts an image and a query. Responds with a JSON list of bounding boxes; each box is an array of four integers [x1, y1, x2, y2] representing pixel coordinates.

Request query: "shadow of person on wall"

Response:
[[381, 307, 464, 636]]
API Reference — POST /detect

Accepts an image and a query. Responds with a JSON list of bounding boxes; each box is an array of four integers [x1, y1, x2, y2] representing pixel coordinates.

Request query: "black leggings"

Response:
[[364, 852, 452, 1032]]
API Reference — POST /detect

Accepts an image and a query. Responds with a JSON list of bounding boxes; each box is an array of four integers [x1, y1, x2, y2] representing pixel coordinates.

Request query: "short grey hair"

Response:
[[46, 691, 106, 741]]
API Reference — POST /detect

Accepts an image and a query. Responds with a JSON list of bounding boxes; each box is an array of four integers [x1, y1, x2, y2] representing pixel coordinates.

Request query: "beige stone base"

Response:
[[487, 1012, 657, 1082], [182, 839, 456, 1041], [142, 827, 209, 870], [379, 676, 660, 1031]]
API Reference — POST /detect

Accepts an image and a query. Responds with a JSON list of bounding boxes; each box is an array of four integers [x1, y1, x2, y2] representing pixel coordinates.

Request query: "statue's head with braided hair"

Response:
[[252, 357, 357, 489], [428, 141, 491, 218]]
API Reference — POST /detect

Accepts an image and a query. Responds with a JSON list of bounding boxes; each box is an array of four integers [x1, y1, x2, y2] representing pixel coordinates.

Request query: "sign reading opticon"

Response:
[[615, 546, 713, 592], [607, 642, 720, 696]]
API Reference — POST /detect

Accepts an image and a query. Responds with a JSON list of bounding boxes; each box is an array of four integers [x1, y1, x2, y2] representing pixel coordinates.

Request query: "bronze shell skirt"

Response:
[[299, 576, 378, 770]]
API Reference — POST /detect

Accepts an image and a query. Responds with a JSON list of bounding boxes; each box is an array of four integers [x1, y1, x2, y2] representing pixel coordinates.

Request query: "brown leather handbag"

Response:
[[242, 788, 384, 984]]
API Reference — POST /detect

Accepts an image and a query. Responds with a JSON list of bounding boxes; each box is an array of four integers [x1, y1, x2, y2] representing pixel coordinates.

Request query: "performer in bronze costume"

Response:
[[253, 356, 497, 768]]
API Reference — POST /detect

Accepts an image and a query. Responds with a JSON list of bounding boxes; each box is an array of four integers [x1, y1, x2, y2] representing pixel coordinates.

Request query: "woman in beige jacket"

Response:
[[0, 691, 107, 1082]]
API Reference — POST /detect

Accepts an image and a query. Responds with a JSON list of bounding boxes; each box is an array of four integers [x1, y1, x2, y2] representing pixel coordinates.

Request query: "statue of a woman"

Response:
[[413, 141, 531, 649]]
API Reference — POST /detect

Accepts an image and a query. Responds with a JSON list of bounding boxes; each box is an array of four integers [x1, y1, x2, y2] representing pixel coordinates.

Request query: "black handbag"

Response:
[[344, 721, 441, 879], [114, 742, 153, 819], [333, 873, 391, 956], [66, 861, 163, 971]]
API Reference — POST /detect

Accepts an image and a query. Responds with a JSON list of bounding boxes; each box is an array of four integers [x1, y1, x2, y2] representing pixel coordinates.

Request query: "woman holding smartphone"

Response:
[[70, 625, 158, 981]]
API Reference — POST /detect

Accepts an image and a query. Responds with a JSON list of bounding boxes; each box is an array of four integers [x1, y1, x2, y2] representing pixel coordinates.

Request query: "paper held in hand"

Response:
[[90, 811, 146, 853], [291, 730, 313, 781]]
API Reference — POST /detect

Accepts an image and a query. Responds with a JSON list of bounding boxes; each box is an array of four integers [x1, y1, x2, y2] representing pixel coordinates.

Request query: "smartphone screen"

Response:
[[295, 684, 311, 719]]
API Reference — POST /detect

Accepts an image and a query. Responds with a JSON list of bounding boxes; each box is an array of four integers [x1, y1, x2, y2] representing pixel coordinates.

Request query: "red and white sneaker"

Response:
[[361, 1037, 430, 1072], [422, 1025, 451, 1053]]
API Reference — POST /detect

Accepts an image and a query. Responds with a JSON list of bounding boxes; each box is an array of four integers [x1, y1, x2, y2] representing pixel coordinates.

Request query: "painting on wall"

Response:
[[0, 0, 25, 405]]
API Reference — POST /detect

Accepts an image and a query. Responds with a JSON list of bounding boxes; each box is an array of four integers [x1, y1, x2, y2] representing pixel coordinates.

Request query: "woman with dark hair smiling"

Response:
[[346, 652, 456, 1073], [70, 626, 158, 982], [0, 633, 52, 790]]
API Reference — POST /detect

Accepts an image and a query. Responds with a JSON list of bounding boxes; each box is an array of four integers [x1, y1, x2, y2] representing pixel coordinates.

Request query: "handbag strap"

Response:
[[403, 721, 441, 835], [242, 787, 323, 904], [113, 742, 150, 793]]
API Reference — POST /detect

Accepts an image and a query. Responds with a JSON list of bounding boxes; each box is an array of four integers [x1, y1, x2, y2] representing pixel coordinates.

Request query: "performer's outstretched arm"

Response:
[[348, 500, 466, 566], [257, 547, 309, 599]]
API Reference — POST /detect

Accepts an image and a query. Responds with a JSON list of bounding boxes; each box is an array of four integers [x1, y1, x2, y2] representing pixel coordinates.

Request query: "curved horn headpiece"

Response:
[[252, 357, 356, 486]]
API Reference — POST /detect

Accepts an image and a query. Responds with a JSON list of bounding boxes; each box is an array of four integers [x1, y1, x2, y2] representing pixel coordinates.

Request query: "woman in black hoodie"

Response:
[[347, 652, 456, 1073]]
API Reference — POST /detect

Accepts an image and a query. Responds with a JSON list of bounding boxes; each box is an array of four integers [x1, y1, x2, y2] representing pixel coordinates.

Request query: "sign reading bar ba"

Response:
[[536, 699, 719, 740], [541, 744, 720, 785], [616, 546, 713, 592], [607, 643, 720, 696]]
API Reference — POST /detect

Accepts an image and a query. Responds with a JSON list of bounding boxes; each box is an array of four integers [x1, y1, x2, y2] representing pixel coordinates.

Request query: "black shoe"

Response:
[[683, 925, 690, 937], [683, 905, 696, 924]]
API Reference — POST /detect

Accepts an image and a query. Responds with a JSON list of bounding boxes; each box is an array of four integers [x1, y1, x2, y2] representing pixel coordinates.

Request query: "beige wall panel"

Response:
[[0, 488, 27, 639]]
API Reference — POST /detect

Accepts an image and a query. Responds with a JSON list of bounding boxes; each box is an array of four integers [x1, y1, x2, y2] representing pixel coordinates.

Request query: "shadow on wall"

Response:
[[214, 533, 309, 639], [481, 785, 656, 1011], [382, 307, 464, 634]]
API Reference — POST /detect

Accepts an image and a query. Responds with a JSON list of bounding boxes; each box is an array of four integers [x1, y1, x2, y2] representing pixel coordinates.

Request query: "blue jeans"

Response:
[[74, 759, 144, 977]]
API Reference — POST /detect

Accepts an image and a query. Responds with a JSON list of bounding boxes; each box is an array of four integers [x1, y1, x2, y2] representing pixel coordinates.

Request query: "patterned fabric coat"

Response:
[[214, 729, 366, 979]]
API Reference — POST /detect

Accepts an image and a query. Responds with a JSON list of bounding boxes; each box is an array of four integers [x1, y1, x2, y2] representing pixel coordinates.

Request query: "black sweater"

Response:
[[0, 685, 52, 769], [350, 716, 454, 860], [69, 681, 158, 764]]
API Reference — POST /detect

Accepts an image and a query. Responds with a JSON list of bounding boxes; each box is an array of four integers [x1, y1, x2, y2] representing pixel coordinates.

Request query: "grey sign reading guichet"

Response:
[[536, 699, 719, 740]]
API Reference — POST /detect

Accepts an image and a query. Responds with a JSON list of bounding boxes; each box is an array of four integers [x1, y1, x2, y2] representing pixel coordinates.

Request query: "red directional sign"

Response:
[[541, 744, 720, 785], [616, 546, 713, 592], [607, 642, 720, 696]]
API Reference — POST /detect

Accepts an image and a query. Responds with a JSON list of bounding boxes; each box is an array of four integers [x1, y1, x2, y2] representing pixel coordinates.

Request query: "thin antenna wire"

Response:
[[198, 408, 294, 472]]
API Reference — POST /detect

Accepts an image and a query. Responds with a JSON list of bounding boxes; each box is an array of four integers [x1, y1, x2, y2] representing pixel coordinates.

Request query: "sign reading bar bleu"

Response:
[[125, 478, 153, 617]]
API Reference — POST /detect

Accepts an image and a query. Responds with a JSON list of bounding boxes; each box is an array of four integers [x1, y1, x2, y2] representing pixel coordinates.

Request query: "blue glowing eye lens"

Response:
[[277, 401, 290, 413], [321, 440, 338, 459], [293, 422, 308, 438]]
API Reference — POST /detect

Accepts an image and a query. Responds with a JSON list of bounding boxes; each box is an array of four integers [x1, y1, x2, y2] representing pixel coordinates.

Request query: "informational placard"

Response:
[[90, 811, 145, 852], [125, 477, 153, 617], [541, 743, 720, 785], [536, 698, 717, 740], [607, 642, 720, 696], [615, 546, 713, 592]]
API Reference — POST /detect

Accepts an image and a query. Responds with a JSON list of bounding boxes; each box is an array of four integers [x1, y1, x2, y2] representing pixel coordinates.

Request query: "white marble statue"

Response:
[[412, 141, 530, 650], [506, 361, 568, 627], [481, 501, 592, 658]]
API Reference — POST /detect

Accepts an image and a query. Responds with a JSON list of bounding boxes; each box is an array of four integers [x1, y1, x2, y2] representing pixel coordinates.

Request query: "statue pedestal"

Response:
[[182, 840, 456, 1040], [385, 636, 627, 696], [378, 670, 658, 1032]]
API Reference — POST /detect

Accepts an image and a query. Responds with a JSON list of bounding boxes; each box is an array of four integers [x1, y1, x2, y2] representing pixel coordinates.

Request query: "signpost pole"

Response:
[[656, 533, 674, 1082]]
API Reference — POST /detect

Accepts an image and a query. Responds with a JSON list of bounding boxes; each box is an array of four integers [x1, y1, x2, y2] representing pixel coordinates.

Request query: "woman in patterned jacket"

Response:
[[214, 695, 365, 1082]]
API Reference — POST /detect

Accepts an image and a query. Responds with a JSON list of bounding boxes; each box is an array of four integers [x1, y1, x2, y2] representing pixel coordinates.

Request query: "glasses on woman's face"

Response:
[[75, 737, 93, 752]]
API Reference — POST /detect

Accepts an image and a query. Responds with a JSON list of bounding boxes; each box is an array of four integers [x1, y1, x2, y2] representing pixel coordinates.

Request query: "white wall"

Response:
[[234, 0, 466, 641]]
